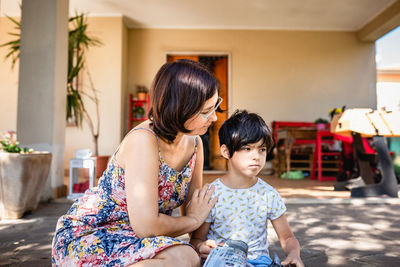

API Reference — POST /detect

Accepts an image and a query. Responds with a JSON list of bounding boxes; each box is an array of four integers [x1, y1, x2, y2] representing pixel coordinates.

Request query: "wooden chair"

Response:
[[272, 121, 317, 177]]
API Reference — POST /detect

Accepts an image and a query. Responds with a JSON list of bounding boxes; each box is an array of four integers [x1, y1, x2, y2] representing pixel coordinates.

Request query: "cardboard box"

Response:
[[331, 109, 400, 137]]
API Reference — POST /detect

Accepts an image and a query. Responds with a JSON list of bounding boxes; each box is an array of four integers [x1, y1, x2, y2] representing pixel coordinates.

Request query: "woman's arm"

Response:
[[180, 136, 204, 217], [188, 142, 218, 258], [119, 130, 216, 238], [271, 214, 304, 267], [190, 222, 217, 259]]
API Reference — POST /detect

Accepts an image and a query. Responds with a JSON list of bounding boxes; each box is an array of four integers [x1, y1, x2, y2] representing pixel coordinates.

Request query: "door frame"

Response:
[[164, 51, 232, 115]]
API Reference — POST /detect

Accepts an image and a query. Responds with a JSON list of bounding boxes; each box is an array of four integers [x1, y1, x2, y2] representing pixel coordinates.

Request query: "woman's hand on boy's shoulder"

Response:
[[186, 184, 218, 228], [197, 239, 218, 259]]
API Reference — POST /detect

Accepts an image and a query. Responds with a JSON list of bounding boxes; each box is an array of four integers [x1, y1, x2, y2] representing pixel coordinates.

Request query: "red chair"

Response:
[[334, 133, 378, 184], [311, 130, 341, 181]]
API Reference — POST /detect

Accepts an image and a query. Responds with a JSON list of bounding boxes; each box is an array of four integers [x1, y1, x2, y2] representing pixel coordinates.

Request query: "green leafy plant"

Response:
[[0, 16, 20, 69], [1, 12, 101, 127], [1, 12, 103, 155], [133, 102, 145, 119], [67, 13, 102, 127], [137, 85, 148, 94], [314, 118, 329, 124]]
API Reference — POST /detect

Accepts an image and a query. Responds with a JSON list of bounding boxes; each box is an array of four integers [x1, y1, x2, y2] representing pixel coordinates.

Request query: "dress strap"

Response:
[[133, 127, 161, 147], [194, 136, 198, 153]]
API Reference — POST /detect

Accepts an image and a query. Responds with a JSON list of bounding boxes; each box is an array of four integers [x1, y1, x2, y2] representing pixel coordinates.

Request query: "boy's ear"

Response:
[[220, 144, 230, 159]]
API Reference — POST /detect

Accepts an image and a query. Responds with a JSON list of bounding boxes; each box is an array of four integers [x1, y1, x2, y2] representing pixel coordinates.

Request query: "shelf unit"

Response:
[[129, 93, 150, 130], [288, 147, 315, 175], [272, 122, 342, 180]]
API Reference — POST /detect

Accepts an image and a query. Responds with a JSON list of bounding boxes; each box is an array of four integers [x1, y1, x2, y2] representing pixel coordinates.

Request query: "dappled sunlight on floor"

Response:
[[277, 187, 350, 198], [279, 204, 400, 266], [0, 189, 399, 266], [65, 169, 352, 199]]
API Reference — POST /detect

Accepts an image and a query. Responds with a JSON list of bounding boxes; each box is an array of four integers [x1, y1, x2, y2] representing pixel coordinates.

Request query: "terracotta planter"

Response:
[[137, 92, 147, 100], [0, 152, 52, 219], [95, 155, 110, 179]]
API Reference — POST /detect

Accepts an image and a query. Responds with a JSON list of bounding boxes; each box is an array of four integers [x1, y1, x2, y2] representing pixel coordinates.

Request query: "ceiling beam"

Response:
[[357, 0, 400, 42]]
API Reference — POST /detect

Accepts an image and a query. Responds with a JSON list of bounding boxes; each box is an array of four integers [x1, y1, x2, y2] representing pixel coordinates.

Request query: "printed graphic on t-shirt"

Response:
[[205, 178, 286, 259]]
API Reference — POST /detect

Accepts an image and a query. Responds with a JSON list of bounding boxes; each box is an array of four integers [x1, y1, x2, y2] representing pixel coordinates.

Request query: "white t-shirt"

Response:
[[205, 178, 286, 259]]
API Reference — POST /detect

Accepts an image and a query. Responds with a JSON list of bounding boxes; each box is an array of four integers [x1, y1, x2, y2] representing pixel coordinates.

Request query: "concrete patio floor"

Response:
[[1, 174, 400, 266], [206, 173, 352, 199]]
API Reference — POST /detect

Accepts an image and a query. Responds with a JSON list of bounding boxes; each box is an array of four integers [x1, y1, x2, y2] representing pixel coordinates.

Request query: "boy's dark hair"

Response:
[[148, 59, 219, 143], [218, 110, 274, 158]]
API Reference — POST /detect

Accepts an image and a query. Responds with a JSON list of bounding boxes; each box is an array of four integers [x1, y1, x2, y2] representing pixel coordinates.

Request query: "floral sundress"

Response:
[[52, 128, 198, 266]]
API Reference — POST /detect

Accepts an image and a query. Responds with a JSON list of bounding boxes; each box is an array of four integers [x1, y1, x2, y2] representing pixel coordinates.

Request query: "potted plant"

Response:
[[1, 13, 101, 127], [84, 70, 110, 178], [66, 13, 102, 128], [67, 15, 108, 178], [314, 118, 329, 130], [133, 102, 145, 119], [1, 13, 108, 179], [0, 132, 52, 219], [136, 85, 148, 100]]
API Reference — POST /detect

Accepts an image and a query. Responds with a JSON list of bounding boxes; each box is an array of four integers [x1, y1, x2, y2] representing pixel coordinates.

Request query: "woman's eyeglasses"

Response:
[[199, 97, 223, 120]]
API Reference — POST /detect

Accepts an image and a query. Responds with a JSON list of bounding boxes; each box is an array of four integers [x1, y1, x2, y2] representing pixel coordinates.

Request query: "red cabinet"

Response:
[[129, 93, 150, 130]]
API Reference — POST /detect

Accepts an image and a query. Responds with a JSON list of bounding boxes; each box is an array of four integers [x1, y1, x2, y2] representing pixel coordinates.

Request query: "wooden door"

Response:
[[166, 54, 228, 170], [210, 57, 228, 170], [167, 55, 199, 62]]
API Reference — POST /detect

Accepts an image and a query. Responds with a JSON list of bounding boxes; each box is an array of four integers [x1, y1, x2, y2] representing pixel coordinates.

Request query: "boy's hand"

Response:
[[281, 252, 304, 267], [197, 239, 218, 259]]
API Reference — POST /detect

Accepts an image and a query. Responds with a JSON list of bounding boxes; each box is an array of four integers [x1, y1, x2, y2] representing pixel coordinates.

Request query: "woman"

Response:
[[52, 60, 222, 266]]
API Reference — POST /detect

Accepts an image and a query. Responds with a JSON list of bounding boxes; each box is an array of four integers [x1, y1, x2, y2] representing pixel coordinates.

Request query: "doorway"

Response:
[[166, 54, 229, 170]]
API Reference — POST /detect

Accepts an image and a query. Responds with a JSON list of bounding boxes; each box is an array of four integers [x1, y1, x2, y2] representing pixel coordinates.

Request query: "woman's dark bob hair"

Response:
[[218, 110, 274, 157], [148, 59, 219, 142]]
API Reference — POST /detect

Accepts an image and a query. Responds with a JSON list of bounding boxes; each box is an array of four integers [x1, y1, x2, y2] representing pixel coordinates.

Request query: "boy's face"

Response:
[[222, 139, 267, 178]]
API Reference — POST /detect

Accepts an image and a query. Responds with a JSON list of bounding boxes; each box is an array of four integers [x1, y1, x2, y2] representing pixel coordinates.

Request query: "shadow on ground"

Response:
[[0, 200, 71, 266], [1, 200, 400, 266], [268, 203, 400, 267]]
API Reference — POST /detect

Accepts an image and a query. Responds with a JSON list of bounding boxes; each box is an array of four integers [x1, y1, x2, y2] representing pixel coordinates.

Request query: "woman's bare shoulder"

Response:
[[116, 122, 159, 167]]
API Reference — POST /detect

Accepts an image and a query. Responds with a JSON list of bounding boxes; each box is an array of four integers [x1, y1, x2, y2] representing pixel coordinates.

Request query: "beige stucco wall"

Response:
[[0, 18, 19, 132], [121, 19, 129, 138], [127, 29, 377, 125], [1, 19, 377, 170]]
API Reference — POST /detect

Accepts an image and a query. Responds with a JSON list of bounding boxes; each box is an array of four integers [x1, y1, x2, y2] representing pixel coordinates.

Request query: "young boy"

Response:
[[190, 110, 304, 267]]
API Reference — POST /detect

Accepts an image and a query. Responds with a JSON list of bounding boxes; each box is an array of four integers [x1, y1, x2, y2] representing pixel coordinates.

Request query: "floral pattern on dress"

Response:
[[52, 129, 198, 266]]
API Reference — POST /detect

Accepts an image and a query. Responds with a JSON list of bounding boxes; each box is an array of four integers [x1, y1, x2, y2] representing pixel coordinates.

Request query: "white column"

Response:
[[17, 0, 69, 200]]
